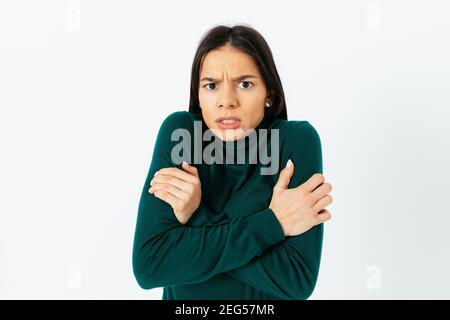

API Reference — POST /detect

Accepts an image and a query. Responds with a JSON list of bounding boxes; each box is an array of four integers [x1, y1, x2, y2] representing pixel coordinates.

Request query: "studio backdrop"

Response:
[[0, 0, 449, 299]]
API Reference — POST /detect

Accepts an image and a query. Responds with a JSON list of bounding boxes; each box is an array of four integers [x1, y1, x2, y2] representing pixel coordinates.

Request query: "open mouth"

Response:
[[216, 117, 242, 129]]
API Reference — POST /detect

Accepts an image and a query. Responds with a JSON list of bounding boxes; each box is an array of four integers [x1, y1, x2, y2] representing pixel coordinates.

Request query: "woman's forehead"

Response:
[[200, 48, 260, 77]]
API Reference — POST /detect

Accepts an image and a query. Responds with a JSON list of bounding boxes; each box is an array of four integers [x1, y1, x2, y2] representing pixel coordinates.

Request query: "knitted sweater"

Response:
[[132, 109, 324, 300]]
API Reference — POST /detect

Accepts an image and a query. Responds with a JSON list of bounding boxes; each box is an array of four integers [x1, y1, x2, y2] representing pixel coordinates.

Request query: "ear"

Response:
[[266, 89, 274, 103]]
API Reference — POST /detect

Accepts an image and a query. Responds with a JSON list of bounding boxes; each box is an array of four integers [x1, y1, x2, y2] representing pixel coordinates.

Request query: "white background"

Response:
[[1, 0, 449, 299]]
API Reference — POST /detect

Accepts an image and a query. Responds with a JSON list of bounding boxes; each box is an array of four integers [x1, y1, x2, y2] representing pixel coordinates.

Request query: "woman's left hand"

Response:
[[148, 161, 202, 225]]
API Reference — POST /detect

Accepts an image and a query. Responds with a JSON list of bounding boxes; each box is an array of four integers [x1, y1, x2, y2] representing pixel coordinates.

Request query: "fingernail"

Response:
[[154, 171, 159, 176], [182, 161, 188, 166], [286, 159, 292, 168]]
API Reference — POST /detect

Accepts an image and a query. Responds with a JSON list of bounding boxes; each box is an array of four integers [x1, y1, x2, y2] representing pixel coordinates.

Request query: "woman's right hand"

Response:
[[269, 159, 333, 237], [149, 161, 202, 225]]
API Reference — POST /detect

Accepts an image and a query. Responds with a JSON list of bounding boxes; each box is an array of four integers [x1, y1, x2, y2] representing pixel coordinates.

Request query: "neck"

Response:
[[212, 110, 272, 165]]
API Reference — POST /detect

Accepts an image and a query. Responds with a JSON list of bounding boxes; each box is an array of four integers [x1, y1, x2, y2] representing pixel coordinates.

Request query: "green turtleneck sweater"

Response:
[[132, 110, 324, 300]]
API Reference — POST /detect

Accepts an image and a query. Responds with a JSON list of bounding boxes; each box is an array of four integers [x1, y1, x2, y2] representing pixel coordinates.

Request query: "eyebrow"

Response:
[[200, 74, 258, 82]]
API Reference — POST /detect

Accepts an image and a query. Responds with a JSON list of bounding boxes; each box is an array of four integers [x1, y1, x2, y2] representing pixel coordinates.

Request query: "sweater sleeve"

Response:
[[223, 121, 325, 300], [132, 112, 286, 290]]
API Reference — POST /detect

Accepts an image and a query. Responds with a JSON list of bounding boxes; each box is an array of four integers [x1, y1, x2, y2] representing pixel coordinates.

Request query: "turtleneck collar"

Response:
[[195, 109, 273, 166], [222, 109, 271, 150]]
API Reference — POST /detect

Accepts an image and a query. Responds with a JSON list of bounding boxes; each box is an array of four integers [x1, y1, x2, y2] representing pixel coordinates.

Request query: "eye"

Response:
[[203, 83, 217, 90], [240, 81, 253, 89], [202, 81, 254, 90], [238, 81, 253, 89]]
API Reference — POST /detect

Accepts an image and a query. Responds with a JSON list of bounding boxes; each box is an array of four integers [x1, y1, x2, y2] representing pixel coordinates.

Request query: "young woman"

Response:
[[132, 24, 333, 300]]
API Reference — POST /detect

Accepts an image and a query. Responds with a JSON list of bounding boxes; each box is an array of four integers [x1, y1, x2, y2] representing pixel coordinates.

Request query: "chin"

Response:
[[211, 128, 246, 142]]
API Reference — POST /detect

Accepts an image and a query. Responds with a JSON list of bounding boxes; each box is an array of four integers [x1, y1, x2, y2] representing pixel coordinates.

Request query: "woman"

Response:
[[132, 24, 333, 300]]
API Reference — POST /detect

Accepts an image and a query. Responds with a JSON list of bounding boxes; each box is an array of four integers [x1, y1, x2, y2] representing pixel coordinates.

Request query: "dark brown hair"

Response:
[[188, 24, 287, 121]]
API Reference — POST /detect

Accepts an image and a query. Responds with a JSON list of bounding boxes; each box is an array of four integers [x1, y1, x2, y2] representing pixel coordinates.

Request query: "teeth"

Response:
[[221, 119, 237, 124]]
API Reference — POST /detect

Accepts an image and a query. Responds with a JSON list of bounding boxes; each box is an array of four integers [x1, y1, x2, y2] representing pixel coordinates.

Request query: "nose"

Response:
[[217, 83, 238, 109]]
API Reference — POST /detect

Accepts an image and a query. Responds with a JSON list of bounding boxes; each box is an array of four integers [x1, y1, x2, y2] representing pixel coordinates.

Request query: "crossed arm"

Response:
[[187, 122, 324, 300], [132, 113, 324, 300]]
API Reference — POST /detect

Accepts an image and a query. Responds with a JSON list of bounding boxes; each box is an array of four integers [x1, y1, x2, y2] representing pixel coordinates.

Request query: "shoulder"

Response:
[[152, 111, 197, 149], [156, 111, 202, 139], [272, 119, 322, 151], [274, 119, 323, 177], [152, 111, 198, 160], [160, 111, 196, 129]]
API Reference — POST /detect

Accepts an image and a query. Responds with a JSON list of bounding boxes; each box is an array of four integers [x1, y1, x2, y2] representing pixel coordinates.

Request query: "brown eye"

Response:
[[204, 83, 216, 90], [239, 81, 253, 89]]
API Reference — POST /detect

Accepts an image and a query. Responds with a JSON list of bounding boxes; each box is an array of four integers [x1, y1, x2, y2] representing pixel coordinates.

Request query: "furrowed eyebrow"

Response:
[[200, 74, 258, 82]]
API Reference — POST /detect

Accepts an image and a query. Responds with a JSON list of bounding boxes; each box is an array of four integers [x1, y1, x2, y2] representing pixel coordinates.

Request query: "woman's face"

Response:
[[198, 44, 271, 141]]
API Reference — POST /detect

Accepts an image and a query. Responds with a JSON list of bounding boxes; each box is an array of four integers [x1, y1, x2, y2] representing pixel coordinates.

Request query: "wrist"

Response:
[[268, 207, 287, 237]]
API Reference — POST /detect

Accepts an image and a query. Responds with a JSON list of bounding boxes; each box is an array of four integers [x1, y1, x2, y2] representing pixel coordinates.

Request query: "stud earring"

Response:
[[265, 101, 271, 108]]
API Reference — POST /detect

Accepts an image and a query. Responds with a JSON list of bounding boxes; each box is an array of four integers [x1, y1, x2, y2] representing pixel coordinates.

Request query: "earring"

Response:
[[265, 101, 271, 108]]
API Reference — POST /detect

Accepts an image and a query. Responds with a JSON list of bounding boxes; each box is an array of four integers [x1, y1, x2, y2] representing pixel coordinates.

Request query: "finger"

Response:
[[181, 161, 199, 177], [273, 159, 295, 193], [313, 194, 333, 213], [311, 182, 333, 202], [153, 190, 180, 208], [150, 183, 189, 200], [151, 174, 193, 193], [156, 167, 198, 184], [316, 209, 332, 224], [150, 183, 189, 201], [301, 173, 325, 192]]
